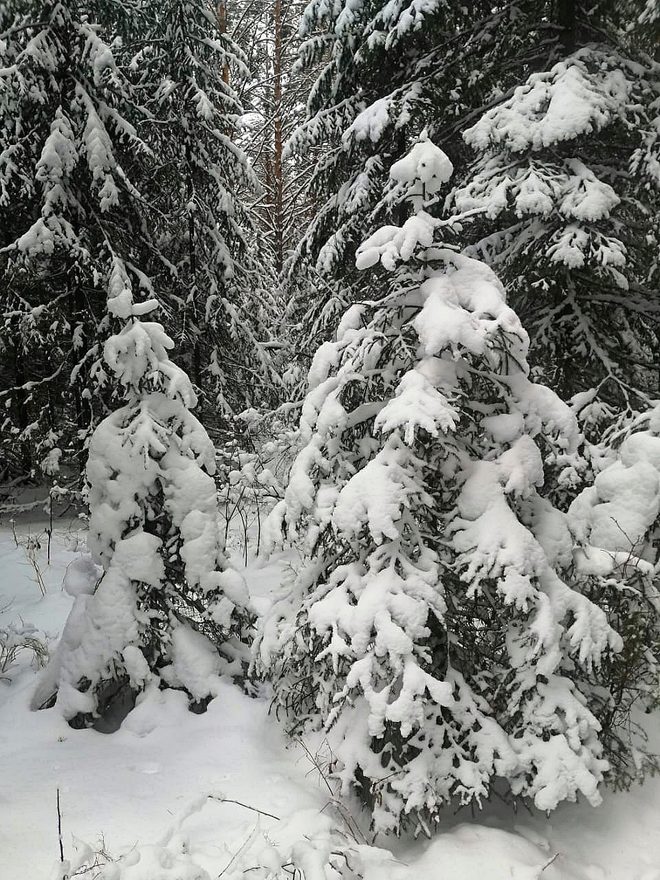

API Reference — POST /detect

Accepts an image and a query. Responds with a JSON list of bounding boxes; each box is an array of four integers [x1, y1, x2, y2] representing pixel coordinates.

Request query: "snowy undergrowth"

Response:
[[1, 520, 660, 880]]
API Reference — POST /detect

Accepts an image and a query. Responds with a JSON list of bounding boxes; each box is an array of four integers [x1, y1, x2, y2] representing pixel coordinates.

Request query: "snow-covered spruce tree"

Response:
[[452, 42, 659, 415], [0, 0, 157, 481], [256, 141, 625, 834], [284, 0, 497, 339], [35, 270, 251, 727], [566, 403, 660, 785], [284, 2, 657, 420], [134, 0, 281, 421], [285, 3, 629, 315]]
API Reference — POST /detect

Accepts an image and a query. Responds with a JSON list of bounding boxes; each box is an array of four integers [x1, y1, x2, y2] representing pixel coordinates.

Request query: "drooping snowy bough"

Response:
[[568, 405, 660, 785], [257, 139, 625, 834], [452, 47, 659, 417], [35, 265, 251, 727]]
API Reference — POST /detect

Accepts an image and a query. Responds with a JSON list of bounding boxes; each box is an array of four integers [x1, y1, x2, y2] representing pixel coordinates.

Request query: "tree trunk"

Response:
[[10, 319, 31, 475], [557, 0, 576, 54], [272, 0, 285, 272], [217, 2, 230, 86]]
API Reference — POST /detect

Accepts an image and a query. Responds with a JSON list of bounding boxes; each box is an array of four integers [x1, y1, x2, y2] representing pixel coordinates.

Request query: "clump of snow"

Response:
[[390, 135, 454, 194], [166, 625, 223, 702], [356, 211, 436, 270], [343, 96, 395, 143], [62, 556, 101, 598], [464, 52, 632, 153], [569, 404, 660, 575]]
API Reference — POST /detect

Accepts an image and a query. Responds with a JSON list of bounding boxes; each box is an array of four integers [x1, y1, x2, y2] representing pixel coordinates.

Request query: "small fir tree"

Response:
[[257, 140, 626, 834], [36, 267, 251, 727]]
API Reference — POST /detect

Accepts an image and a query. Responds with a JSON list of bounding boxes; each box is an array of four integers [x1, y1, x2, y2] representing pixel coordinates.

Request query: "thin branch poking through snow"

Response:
[[56, 788, 65, 865], [209, 795, 281, 821]]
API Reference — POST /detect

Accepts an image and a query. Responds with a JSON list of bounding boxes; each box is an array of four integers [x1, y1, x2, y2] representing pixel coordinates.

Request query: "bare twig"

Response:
[[47, 491, 54, 565], [540, 852, 560, 872], [209, 795, 280, 821], [295, 739, 369, 846], [25, 534, 47, 597], [217, 823, 261, 878], [57, 788, 65, 865]]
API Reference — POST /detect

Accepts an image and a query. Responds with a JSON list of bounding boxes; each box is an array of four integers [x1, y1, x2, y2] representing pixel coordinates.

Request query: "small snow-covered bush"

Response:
[[36, 264, 252, 727], [215, 415, 287, 562], [256, 139, 628, 834], [0, 620, 48, 681]]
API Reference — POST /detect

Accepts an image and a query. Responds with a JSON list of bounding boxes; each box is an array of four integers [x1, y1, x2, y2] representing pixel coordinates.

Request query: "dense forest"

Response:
[[0, 1, 659, 877]]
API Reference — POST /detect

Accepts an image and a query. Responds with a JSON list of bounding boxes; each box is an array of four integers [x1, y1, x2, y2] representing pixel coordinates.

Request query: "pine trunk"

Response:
[[272, 0, 284, 272]]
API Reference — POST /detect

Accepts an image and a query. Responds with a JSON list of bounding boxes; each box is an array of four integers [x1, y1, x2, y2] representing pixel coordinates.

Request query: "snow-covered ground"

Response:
[[1, 518, 659, 880]]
